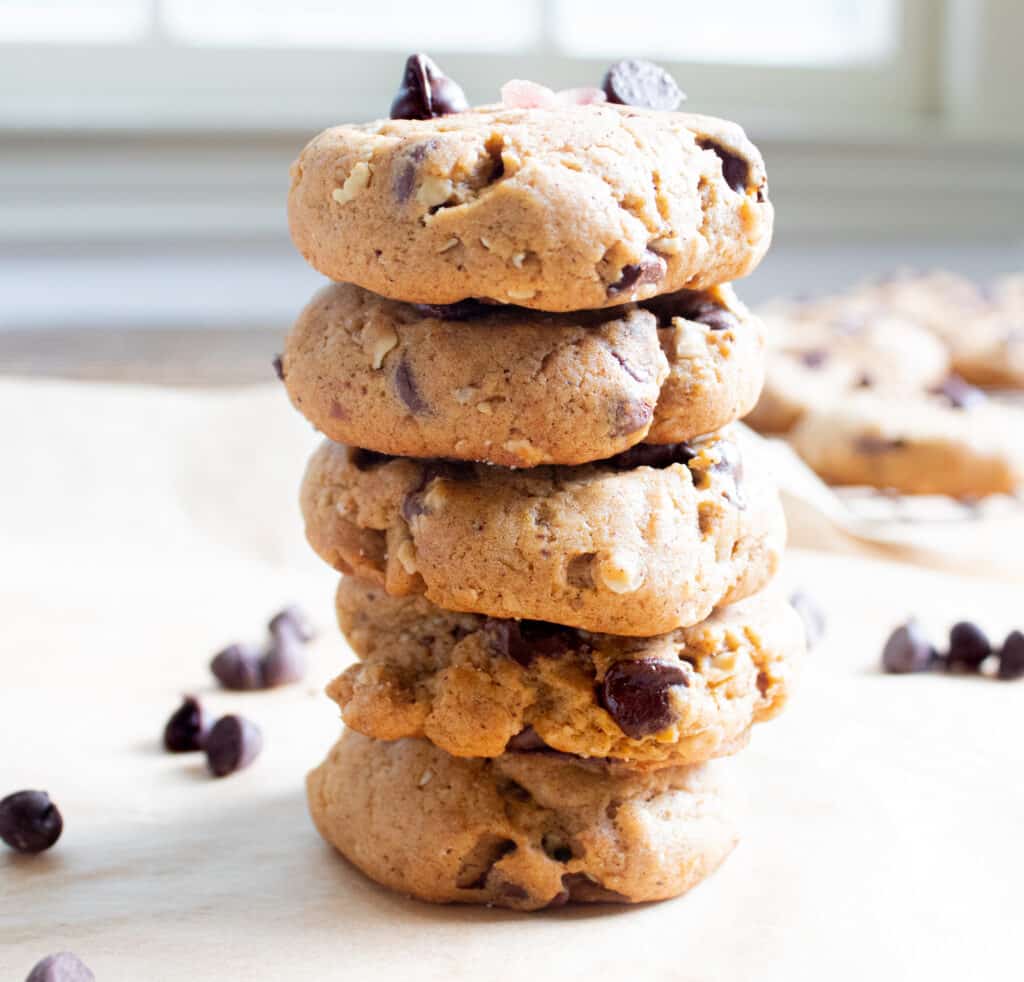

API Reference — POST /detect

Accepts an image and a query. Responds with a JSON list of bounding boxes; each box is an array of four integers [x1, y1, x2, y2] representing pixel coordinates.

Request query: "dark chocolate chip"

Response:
[[261, 633, 307, 688], [599, 660, 688, 738], [930, 374, 986, 410], [790, 591, 826, 649], [881, 621, 936, 674], [601, 58, 684, 111], [799, 349, 829, 369], [351, 448, 392, 471], [25, 952, 95, 982], [402, 459, 475, 522], [412, 299, 493, 321], [608, 251, 667, 298], [394, 356, 429, 414], [946, 621, 992, 671], [272, 354, 284, 381], [667, 294, 739, 332], [393, 139, 439, 203], [855, 435, 908, 455], [210, 643, 264, 691], [556, 872, 630, 904], [697, 138, 750, 193], [484, 619, 580, 667], [608, 348, 650, 383], [0, 790, 63, 854], [997, 630, 1024, 680], [604, 441, 696, 471], [610, 398, 654, 437], [268, 604, 315, 643], [390, 53, 468, 120], [163, 696, 206, 753], [205, 715, 262, 778], [505, 726, 549, 752]]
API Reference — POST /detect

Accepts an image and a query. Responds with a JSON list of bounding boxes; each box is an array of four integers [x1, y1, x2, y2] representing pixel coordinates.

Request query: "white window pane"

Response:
[[553, 0, 899, 66], [0, 0, 150, 43], [161, 0, 542, 51]]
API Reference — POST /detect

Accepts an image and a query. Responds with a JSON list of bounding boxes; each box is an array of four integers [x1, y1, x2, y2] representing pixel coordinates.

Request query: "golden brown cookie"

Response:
[[330, 577, 803, 765], [299, 425, 786, 636], [306, 730, 737, 911], [288, 103, 772, 312], [282, 281, 765, 466]]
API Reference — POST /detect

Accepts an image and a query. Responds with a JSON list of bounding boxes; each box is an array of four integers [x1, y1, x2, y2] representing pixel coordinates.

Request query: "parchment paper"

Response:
[[1, 378, 1021, 981]]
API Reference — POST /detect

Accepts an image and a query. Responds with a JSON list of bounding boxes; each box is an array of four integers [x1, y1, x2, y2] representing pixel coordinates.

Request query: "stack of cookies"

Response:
[[282, 55, 804, 910]]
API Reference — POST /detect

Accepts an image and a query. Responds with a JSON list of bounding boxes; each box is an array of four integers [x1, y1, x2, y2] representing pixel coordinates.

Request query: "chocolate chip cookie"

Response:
[[282, 281, 765, 466], [306, 730, 737, 910], [288, 103, 772, 312], [300, 426, 786, 636], [329, 577, 803, 765], [787, 391, 1024, 497]]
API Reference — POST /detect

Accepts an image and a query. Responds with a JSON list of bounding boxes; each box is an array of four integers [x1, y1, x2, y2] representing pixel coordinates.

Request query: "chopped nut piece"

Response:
[[332, 161, 373, 205]]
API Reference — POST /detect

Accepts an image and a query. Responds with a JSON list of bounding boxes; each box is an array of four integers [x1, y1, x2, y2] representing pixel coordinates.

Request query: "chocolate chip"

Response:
[[697, 138, 750, 193], [272, 354, 284, 381], [610, 398, 654, 437], [394, 356, 429, 414], [946, 621, 992, 671], [798, 349, 829, 369], [412, 299, 492, 321], [608, 251, 667, 298], [210, 642, 264, 691], [262, 631, 307, 688], [855, 372, 875, 388], [390, 53, 468, 120], [790, 591, 826, 649], [484, 619, 580, 667], [268, 604, 315, 643], [205, 715, 262, 778], [855, 435, 908, 455], [393, 139, 439, 203], [25, 952, 95, 982], [997, 630, 1024, 680], [599, 660, 688, 738], [351, 448, 392, 471], [666, 294, 739, 332], [608, 348, 650, 383], [163, 696, 206, 753], [505, 726, 549, 752], [881, 621, 936, 674], [930, 374, 986, 410], [601, 58, 684, 111], [402, 459, 474, 522], [550, 873, 630, 906], [0, 790, 63, 854], [604, 441, 696, 471]]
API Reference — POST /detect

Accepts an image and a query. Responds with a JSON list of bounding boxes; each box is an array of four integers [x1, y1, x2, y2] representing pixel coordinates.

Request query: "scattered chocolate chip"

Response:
[[205, 715, 262, 778], [210, 642, 264, 691], [412, 298, 493, 320], [946, 621, 992, 671], [484, 619, 580, 667], [268, 604, 315, 643], [610, 398, 654, 437], [25, 952, 94, 982], [351, 448, 392, 471], [272, 354, 284, 381], [790, 591, 826, 649], [601, 58, 684, 111], [798, 349, 829, 369], [394, 355, 429, 414], [262, 631, 307, 688], [997, 630, 1024, 680], [881, 621, 936, 674], [697, 139, 750, 193], [390, 53, 468, 120], [163, 696, 206, 753], [393, 139, 439, 203], [663, 293, 739, 332], [608, 251, 667, 298], [0, 790, 63, 854], [599, 660, 688, 738], [855, 435, 908, 455], [605, 441, 696, 471], [552, 872, 630, 905], [505, 726, 549, 752], [930, 374, 986, 410]]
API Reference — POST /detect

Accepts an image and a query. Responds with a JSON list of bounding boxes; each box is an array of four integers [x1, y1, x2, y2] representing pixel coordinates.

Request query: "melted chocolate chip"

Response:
[[484, 619, 580, 667], [547, 873, 631, 907], [402, 459, 475, 522], [608, 349, 650, 383], [412, 299, 493, 321], [393, 139, 438, 203], [351, 448, 393, 471], [608, 251, 666, 298], [599, 660, 688, 738], [610, 398, 654, 437], [602, 59, 684, 111], [26, 952, 95, 982], [505, 726, 549, 752], [998, 630, 1024, 680], [272, 354, 284, 381], [946, 621, 991, 671], [697, 138, 750, 193], [0, 790, 63, 854], [710, 439, 745, 508], [881, 621, 936, 674], [605, 441, 696, 471], [855, 436, 908, 455], [799, 349, 829, 369], [205, 715, 262, 778], [394, 356, 429, 414], [389, 53, 468, 120], [163, 696, 206, 753], [668, 293, 740, 332], [930, 374, 986, 410]]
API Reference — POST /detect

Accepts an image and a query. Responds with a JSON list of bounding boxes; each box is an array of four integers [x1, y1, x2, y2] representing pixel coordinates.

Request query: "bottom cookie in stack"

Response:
[[307, 730, 738, 911]]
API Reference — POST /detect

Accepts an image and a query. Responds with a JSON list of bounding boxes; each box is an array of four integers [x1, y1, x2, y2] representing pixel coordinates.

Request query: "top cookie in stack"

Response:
[[285, 56, 773, 468]]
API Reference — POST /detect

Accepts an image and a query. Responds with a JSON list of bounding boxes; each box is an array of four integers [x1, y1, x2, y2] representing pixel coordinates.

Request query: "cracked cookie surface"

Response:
[[330, 577, 803, 765], [299, 424, 786, 635], [288, 103, 772, 312], [282, 281, 765, 466], [306, 730, 737, 911]]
